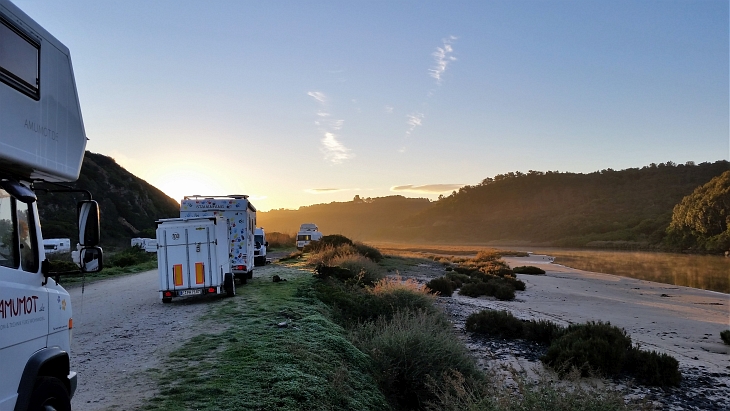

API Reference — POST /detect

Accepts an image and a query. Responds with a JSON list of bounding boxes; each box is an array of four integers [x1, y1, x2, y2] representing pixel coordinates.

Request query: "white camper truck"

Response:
[[156, 216, 234, 303], [43, 238, 71, 254], [0, 1, 103, 409], [296, 223, 323, 250], [254, 227, 267, 266], [180, 195, 256, 282]]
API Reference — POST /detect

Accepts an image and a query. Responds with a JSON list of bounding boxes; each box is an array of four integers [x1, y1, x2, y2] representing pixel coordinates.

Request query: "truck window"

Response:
[[0, 16, 40, 99], [16, 200, 38, 273], [0, 190, 18, 268]]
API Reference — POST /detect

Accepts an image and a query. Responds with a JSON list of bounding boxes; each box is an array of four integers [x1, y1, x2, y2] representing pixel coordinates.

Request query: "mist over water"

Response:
[[540, 249, 730, 294]]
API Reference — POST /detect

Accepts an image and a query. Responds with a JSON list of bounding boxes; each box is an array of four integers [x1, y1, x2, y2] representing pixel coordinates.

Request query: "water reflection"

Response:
[[538, 249, 730, 294]]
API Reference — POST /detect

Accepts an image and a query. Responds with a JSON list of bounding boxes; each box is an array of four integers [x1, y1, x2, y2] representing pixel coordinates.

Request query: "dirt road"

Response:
[[66, 269, 215, 411]]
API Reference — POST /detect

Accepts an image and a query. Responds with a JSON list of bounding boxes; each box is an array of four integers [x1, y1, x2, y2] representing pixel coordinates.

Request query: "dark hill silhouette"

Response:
[[35, 151, 180, 247], [260, 161, 729, 250]]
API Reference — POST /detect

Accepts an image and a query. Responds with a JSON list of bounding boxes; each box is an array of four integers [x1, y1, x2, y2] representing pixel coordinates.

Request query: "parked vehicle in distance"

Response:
[[43, 238, 71, 254], [131, 237, 154, 250], [296, 223, 323, 250], [0, 1, 102, 409], [254, 227, 268, 266], [156, 216, 234, 303], [180, 195, 257, 282]]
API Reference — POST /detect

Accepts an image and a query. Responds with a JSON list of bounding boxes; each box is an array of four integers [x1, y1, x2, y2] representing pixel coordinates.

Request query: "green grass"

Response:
[[143, 266, 390, 411], [60, 260, 158, 285]]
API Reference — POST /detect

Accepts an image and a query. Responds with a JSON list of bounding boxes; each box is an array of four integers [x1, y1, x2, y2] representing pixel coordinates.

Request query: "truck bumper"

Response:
[[68, 371, 77, 398]]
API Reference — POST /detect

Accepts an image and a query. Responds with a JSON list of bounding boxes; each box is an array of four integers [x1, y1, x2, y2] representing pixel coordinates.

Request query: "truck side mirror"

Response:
[[80, 246, 103, 273], [265, 242, 269, 247], [78, 200, 100, 246]]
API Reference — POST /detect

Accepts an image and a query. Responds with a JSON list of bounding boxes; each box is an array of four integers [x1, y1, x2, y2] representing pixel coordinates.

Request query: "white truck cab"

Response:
[[0, 1, 102, 409], [296, 223, 323, 250]]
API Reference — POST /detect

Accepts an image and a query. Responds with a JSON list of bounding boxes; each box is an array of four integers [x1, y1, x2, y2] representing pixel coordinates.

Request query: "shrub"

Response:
[[465, 309, 524, 339], [352, 309, 479, 410], [353, 241, 383, 262], [426, 277, 454, 297], [624, 348, 681, 387], [458, 281, 493, 298], [512, 265, 546, 274], [721, 330, 730, 345], [307, 244, 358, 266], [330, 254, 384, 286], [541, 321, 632, 378], [459, 279, 516, 301], [502, 276, 526, 291], [523, 319, 565, 345], [305, 234, 353, 252], [266, 231, 295, 248], [107, 246, 155, 268], [493, 283, 515, 301], [279, 250, 303, 261], [444, 272, 470, 288]]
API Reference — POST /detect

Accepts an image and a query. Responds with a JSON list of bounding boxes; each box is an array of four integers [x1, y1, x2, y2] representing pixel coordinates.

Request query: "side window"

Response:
[[16, 200, 38, 273], [0, 16, 40, 99], [0, 190, 18, 268]]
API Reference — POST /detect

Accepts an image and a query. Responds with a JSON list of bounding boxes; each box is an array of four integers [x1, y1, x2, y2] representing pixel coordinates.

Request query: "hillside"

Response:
[[260, 161, 729, 249], [35, 151, 180, 247], [258, 195, 432, 237]]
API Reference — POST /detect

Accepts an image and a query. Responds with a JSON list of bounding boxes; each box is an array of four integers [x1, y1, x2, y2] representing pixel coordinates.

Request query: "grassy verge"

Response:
[[143, 265, 389, 411]]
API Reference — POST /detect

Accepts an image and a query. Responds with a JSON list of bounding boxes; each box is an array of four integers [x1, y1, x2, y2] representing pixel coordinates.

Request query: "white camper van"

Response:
[[156, 216, 234, 303], [254, 227, 267, 266], [43, 238, 71, 254], [296, 223, 323, 250], [0, 1, 102, 409], [180, 195, 256, 282]]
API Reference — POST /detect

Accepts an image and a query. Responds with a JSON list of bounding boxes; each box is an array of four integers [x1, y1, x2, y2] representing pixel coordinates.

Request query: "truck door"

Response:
[[160, 223, 213, 290], [0, 190, 48, 408]]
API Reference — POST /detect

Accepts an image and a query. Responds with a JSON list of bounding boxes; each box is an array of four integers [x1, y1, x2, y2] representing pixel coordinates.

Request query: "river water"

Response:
[[529, 248, 730, 294]]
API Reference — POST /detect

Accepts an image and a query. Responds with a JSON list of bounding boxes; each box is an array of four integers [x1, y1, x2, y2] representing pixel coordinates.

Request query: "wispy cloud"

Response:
[[305, 187, 360, 194], [406, 112, 424, 135], [308, 91, 326, 104], [429, 36, 458, 84], [391, 184, 464, 193], [308, 91, 353, 164], [385, 105, 394, 114]]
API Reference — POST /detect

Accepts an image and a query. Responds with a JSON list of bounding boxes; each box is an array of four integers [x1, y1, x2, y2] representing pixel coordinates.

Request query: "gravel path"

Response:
[[66, 269, 215, 411]]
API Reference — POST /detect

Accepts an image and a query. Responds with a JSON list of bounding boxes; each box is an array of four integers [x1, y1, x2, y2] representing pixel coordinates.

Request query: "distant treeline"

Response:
[[260, 161, 729, 253]]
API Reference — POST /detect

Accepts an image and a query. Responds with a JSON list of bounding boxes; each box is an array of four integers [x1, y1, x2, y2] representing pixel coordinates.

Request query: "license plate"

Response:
[[178, 289, 203, 296]]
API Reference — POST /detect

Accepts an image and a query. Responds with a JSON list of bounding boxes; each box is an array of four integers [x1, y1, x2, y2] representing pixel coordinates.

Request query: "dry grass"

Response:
[[369, 274, 432, 296]]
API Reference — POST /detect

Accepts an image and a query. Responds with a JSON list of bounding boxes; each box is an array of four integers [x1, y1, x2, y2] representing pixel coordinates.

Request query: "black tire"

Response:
[[162, 297, 172, 304], [246, 270, 253, 279], [224, 272, 235, 297], [27, 376, 70, 411]]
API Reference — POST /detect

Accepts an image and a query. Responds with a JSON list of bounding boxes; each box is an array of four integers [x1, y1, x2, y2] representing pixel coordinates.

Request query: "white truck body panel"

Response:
[[0, 0, 86, 183], [254, 227, 266, 266], [156, 216, 229, 297], [0, 0, 83, 408], [42, 238, 70, 254], [180, 196, 256, 277]]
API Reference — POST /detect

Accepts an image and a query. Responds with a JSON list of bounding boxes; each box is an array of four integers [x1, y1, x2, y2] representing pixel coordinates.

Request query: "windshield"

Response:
[[297, 235, 311, 241], [255, 234, 263, 246]]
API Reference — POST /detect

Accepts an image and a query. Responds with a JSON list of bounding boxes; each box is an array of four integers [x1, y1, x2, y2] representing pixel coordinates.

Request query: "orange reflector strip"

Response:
[[195, 262, 205, 284], [69, 318, 73, 329], [173, 264, 183, 286]]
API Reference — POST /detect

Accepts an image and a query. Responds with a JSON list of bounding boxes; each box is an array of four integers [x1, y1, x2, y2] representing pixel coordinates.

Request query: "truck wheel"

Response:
[[224, 272, 235, 297], [162, 297, 172, 304], [246, 270, 253, 279], [27, 376, 70, 411]]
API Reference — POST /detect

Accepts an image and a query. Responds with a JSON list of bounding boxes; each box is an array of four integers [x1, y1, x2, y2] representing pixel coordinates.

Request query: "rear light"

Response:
[[208, 287, 216, 293], [233, 265, 247, 271], [164, 291, 173, 297], [68, 318, 73, 329]]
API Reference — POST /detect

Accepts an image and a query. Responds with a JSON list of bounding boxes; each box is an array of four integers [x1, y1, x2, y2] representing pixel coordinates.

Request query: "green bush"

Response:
[[721, 330, 730, 345], [541, 321, 632, 378], [330, 254, 384, 286], [107, 246, 155, 268], [459, 281, 493, 298], [523, 319, 565, 345], [465, 309, 524, 339], [305, 234, 353, 252], [624, 348, 681, 387], [352, 309, 480, 410], [512, 265, 546, 274], [444, 272, 470, 287], [426, 277, 454, 297], [493, 283, 515, 301], [353, 242, 383, 262]]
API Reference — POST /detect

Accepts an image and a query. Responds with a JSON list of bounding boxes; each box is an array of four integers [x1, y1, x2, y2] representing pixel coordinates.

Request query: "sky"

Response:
[[12, 0, 730, 211]]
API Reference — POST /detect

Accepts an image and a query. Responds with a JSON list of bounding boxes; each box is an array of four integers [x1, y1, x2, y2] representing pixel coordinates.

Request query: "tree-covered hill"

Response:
[[260, 161, 729, 251], [394, 161, 729, 248], [258, 195, 432, 238], [35, 151, 180, 248]]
